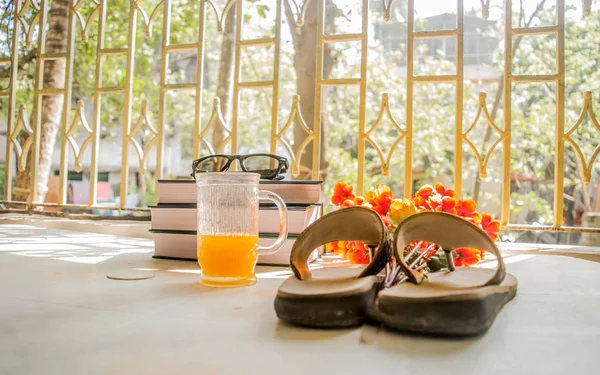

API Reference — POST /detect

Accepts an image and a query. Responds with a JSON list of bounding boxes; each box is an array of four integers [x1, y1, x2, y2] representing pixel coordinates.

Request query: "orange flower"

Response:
[[428, 193, 444, 211], [434, 182, 456, 198], [454, 247, 481, 267], [325, 241, 337, 253], [435, 196, 457, 215], [326, 240, 348, 257], [341, 199, 358, 208], [478, 249, 486, 260], [481, 213, 501, 242], [412, 195, 433, 210], [328, 180, 501, 269], [365, 184, 393, 215], [415, 184, 434, 200], [331, 182, 355, 206], [346, 241, 370, 264], [326, 241, 370, 264], [470, 211, 483, 225], [456, 199, 476, 218]]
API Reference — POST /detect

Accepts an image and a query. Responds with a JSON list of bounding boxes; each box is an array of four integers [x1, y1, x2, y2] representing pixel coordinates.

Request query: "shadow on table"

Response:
[[149, 271, 245, 297], [360, 323, 482, 358], [274, 321, 358, 342]]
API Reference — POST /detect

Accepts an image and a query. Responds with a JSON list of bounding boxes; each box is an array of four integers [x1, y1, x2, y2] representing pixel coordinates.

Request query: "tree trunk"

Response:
[[12, 0, 68, 203], [212, 8, 236, 153], [284, 0, 335, 180]]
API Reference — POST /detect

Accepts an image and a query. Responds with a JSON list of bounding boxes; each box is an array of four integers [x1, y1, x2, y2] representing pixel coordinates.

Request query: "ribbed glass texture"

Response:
[[196, 173, 260, 236]]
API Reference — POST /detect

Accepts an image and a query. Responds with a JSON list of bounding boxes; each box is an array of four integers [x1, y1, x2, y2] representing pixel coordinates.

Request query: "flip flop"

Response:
[[274, 207, 393, 328], [370, 211, 518, 336]]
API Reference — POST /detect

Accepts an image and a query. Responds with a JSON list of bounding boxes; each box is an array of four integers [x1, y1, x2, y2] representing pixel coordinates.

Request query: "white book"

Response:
[[157, 179, 323, 205], [150, 204, 322, 235], [151, 230, 318, 266]]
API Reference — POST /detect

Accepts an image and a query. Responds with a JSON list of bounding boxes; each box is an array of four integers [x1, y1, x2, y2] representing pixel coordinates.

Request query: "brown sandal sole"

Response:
[[369, 272, 517, 336], [370, 211, 518, 336], [275, 282, 380, 328], [274, 207, 392, 328]]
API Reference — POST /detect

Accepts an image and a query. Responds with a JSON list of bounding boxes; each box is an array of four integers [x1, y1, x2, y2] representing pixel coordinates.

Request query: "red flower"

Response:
[[365, 184, 393, 216], [331, 182, 355, 206], [454, 247, 481, 267], [456, 199, 476, 218], [340, 195, 366, 208], [347, 241, 370, 264], [435, 196, 457, 215], [434, 182, 456, 198], [481, 213, 501, 242], [325, 241, 370, 264], [326, 240, 348, 257], [415, 184, 434, 200], [412, 195, 433, 210], [341, 199, 357, 207], [428, 194, 442, 211], [327, 181, 501, 268], [470, 211, 483, 225]]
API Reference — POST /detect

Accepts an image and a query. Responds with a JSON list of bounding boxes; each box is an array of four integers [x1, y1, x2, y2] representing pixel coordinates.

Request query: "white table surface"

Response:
[[1, 223, 599, 375]]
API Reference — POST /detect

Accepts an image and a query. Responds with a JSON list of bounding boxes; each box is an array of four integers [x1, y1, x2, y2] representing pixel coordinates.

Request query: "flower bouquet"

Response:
[[327, 182, 501, 270]]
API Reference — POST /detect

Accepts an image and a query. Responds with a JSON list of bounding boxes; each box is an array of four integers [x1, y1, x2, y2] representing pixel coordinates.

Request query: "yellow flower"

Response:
[[388, 198, 418, 223]]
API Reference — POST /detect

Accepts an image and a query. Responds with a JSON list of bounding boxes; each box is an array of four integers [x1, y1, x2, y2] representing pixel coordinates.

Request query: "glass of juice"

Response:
[[195, 172, 288, 287]]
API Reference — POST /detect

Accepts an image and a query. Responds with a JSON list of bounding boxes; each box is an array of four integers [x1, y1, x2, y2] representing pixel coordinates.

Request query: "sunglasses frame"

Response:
[[191, 153, 289, 180]]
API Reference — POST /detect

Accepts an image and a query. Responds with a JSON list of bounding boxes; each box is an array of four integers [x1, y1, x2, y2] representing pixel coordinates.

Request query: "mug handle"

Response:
[[257, 190, 288, 255]]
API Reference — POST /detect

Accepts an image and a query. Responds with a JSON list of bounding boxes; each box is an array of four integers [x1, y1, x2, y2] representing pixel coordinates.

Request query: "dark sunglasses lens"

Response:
[[242, 155, 280, 178], [194, 156, 230, 173]]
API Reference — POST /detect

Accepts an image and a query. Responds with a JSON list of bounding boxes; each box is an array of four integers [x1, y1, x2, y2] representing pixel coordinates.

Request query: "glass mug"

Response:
[[195, 172, 288, 287]]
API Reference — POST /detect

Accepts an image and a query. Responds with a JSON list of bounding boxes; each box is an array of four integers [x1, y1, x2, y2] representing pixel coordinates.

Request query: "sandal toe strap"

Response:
[[393, 211, 506, 287], [290, 207, 392, 280]]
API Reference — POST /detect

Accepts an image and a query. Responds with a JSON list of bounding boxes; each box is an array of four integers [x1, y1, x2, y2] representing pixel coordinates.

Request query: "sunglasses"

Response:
[[191, 153, 289, 180]]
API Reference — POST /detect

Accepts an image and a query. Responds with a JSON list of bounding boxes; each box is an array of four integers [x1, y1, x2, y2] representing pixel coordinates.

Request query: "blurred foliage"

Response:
[[1, 0, 599, 234]]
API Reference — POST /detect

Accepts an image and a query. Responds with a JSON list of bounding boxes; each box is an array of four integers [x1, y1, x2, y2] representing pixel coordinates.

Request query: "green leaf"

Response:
[[257, 5, 268, 19]]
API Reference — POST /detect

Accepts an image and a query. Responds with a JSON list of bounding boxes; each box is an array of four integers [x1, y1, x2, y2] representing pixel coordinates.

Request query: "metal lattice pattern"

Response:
[[0, 0, 598, 233], [564, 91, 600, 184], [277, 95, 313, 177], [365, 93, 406, 178], [65, 100, 93, 173], [129, 100, 159, 175], [10, 104, 34, 172], [462, 92, 505, 180]]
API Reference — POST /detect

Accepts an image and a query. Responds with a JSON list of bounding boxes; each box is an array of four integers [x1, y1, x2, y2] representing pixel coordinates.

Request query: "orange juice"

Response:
[[197, 234, 259, 286]]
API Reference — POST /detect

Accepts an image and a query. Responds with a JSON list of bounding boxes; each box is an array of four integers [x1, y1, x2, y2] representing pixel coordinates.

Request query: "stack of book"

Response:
[[150, 179, 323, 266]]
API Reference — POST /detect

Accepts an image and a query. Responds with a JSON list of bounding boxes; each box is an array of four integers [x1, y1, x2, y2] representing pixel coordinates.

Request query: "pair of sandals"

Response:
[[275, 207, 518, 336]]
